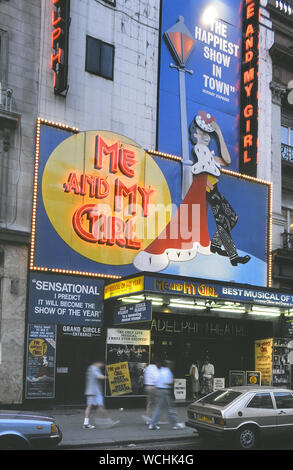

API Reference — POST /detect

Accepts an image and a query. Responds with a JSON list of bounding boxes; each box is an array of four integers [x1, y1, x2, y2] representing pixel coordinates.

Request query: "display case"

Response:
[[272, 338, 292, 388], [255, 337, 293, 388]]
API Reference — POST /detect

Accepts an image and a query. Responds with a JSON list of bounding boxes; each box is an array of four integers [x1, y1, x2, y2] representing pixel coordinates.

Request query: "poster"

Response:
[[158, 0, 243, 171], [229, 370, 245, 387], [255, 338, 273, 386], [25, 324, 56, 399], [28, 272, 104, 326], [113, 301, 152, 325], [106, 329, 150, 396], [107, 362, 132, 396], [246, 371, 261, 386]]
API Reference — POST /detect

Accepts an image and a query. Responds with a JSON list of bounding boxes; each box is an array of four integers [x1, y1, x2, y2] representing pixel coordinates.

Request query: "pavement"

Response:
[[36, 403, 197, 449]]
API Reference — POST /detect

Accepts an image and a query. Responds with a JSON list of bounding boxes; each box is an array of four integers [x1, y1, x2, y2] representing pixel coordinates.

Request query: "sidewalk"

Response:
[[38, 406, 197, 448]]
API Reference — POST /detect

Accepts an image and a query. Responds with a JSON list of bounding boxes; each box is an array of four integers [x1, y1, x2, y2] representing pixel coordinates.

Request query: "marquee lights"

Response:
[[147, 149, 182, 162], [239, 0, 260, 176], [222, 167, 273, 288], [31, 119, 272, 285], [275, 1, 293, 15]]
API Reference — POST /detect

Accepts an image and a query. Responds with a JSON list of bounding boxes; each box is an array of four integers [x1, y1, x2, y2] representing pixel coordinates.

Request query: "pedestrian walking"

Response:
[[142, 358, 160, 425], [148, 360, 185, 430], [83, 360, 119, 429], [200, 357, 215, 396], [189, 361, 200, 399]]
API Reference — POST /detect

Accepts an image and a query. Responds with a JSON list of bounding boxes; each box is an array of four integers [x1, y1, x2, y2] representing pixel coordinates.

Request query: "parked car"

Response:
[[186, 386, 293, 449], [0, 410, 62, 449]]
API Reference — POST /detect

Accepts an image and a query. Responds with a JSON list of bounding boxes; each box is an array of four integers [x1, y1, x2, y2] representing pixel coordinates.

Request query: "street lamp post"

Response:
[[164, 16, 195, 199]]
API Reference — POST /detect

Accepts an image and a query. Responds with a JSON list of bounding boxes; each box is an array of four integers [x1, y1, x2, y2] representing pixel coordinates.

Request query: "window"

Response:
[[85, 36, 114, 80], [282, 207, 293, 233], [247, 393, 274, 409], [0, 29, 8, 86], [199, 390, 242, 407], [281, 126, 293, 146], [274, 392, 293, 409]]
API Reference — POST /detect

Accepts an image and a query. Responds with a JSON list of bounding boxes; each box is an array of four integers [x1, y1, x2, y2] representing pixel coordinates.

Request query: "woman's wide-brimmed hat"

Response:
[[195, 110, 216, 133]]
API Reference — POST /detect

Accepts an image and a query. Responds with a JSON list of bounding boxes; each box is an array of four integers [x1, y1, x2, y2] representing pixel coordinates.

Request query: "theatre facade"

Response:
[[22, 0, 293, 405]]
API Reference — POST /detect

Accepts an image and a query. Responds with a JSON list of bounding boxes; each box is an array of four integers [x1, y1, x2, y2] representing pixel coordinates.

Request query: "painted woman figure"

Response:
[[134, 110, 250, 272]]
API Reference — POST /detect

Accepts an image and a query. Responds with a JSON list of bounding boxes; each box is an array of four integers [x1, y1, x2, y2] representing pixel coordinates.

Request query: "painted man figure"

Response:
[[189, 110, 251, 266]]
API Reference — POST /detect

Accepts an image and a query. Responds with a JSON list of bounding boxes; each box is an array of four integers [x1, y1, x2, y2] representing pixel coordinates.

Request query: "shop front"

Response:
[[103, 273, 293, 400]]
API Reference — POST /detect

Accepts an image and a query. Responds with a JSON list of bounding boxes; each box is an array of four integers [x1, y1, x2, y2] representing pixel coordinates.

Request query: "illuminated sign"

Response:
[[104, 276, 144, 299], [239, 0, 260, 176], [41, 129, 170, 268], [51, 0, 70, 95]]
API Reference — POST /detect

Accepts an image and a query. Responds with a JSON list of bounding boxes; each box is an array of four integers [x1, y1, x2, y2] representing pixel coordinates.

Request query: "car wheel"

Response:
[[237, 426, 258, 450], [0, 435, 30, 450]]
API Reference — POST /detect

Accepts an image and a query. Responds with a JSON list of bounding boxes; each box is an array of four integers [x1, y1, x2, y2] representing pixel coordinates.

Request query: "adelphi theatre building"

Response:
[[24, 0, 293, 406]]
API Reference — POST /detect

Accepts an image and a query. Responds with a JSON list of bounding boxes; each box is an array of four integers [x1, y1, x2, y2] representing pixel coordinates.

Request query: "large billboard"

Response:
[[157, 0, 244, 173], [31, 120, 271, 286]]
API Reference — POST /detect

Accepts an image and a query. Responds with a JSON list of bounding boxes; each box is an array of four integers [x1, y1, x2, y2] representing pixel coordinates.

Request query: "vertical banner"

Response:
[[106, 329, 150, 396], [25, 324, 57, 399], [239, 0, 260, 176], [255, 338, 273, 386]]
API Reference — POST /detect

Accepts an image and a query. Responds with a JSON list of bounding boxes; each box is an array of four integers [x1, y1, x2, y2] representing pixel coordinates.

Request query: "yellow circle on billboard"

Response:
[[249, 376, 257, 384], [42, 131, 172, 265], [29, 339, 47, 357]]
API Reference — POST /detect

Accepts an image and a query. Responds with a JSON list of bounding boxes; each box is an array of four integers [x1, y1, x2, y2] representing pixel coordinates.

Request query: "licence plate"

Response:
[[197, 414, 214, 424]]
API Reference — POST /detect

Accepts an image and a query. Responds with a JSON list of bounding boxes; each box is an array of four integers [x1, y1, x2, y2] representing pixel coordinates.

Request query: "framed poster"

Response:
[[106, 329, 150, 397], [246, 371, 261, 386], [255, 338, 273, 386], [25, 324, 56, 399], [229, 370, 245, 387]]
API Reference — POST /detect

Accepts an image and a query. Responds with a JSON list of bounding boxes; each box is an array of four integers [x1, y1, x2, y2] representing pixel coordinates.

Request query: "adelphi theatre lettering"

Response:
[[151, 318, 248, 338]]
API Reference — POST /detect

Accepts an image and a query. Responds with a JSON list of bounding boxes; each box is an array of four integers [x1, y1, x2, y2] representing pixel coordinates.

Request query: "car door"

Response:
[[245, 392, 278, 437], [273, 391, 293, 434]]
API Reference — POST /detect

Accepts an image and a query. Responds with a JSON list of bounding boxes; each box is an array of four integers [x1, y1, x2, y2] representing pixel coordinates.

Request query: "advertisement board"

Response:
[[31, 121, 270, 286], [28, 272, 104, 326], [113, 301, 152, 325], [106, 329, 150, 397], [25, 324, 56, 399], [255, 338, 273, 386], [229, 370, 245, 387], [246, 371, 261, 386], [157, 0, 243, 172], [145, 275, 293, 308]]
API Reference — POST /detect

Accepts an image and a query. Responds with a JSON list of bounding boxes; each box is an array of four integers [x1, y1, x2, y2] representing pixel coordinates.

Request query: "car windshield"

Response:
[[199, 390, 242, 406]]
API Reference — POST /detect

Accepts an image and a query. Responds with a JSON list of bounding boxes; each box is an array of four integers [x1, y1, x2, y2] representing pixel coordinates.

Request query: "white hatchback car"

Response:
[[186, 386, 293, 449]]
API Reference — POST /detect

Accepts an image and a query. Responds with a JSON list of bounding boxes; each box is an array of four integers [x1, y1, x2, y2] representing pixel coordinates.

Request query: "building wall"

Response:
[[0, 0, 40, 404], [38, 0, 160, 149], [0, 245, 28, 404]]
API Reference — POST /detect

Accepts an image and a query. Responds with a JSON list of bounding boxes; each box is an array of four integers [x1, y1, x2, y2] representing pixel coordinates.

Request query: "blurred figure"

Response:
[[143, 358, 160, 425], [149, 360, 185, 430], [83, 360, 119, 429]]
